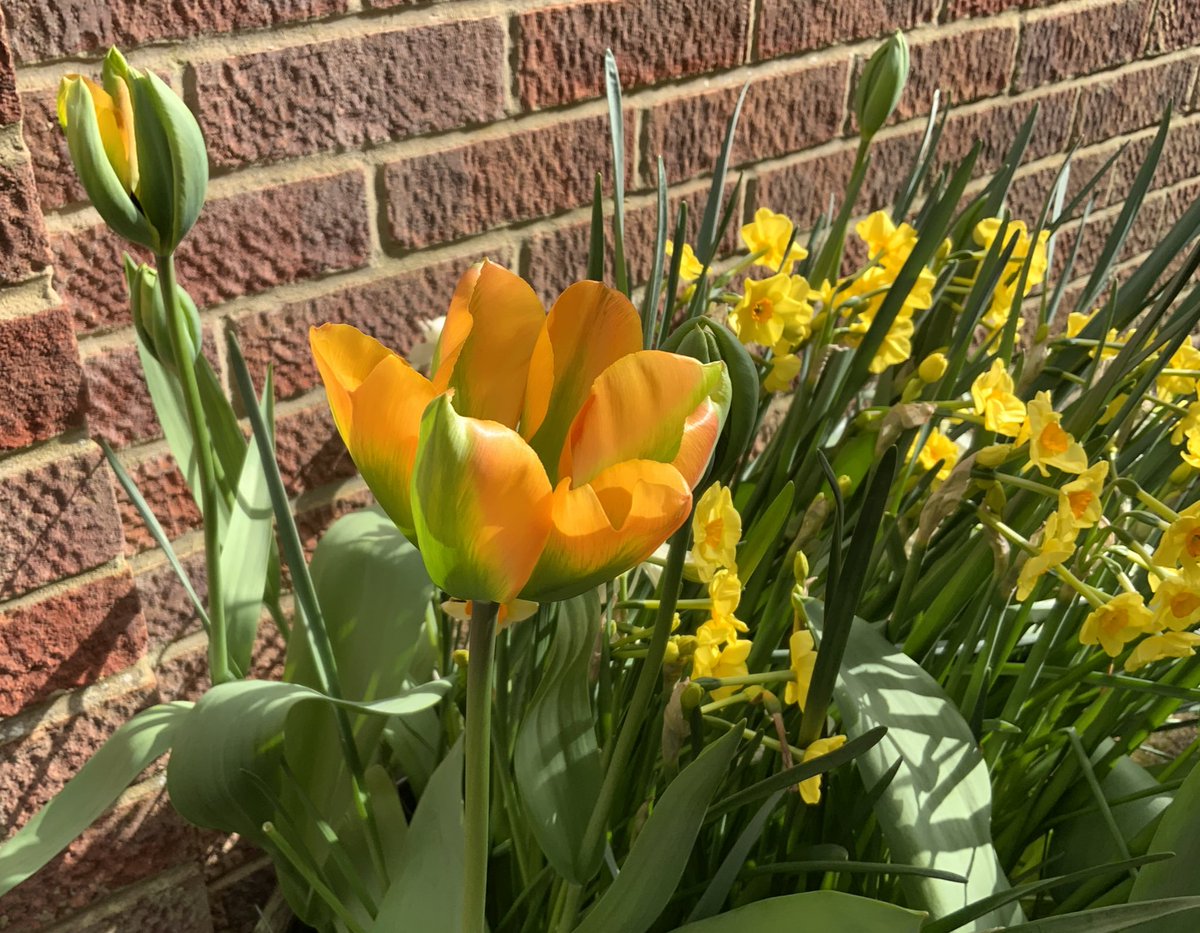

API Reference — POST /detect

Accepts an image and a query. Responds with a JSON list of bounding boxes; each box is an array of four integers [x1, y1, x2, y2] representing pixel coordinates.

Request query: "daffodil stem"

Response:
[[156, 253, 233, 685], [462, 600, 498, 933], [694, 670, 795, 688]]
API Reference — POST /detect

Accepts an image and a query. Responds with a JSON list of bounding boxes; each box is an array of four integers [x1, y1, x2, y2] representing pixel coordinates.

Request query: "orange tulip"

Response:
[[310, 261, 730, 604]]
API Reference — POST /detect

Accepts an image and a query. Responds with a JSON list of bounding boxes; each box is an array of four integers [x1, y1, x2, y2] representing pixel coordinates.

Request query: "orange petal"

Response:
[[432, 261, 545, 429], [522, 281, 642, 476], [431, 262, 482, 384], [522, 460, 692, 601], [309, 324, 397, 441], [672, 398, 723, 489], [562, 351, 728, 487], [412, 395, 554, 603]]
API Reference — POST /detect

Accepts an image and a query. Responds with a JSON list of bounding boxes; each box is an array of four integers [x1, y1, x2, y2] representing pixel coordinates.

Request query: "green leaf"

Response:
[[587, 173, 605, 282], [1000, 898, 1200, 932], [575, 723, 741, 933], [604, 50, 628, 295], [818, 607, 1022, 929], [687, 792, 782, 922], [137, 329, 203, 514], [671, 891, 925, 932], [513, 591, 603, 883], [738, 482, 793, 581], [0, 702, 190, 896], [642, 157, 669, 348], [695, 83, 748, 265], [370, 741, 464, 933]]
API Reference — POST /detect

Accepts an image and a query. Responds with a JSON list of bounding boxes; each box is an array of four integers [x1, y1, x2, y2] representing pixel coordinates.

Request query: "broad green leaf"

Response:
[[575, 723, 741, 933], [0, 702, 190, 896], [1000, 897, 1200, 932], [370, 740, 464, 933], [671, 891, 925, 932], [738, 481, 793, 581], [513, 591, 603, 883], [817, 606, 1022, 929], [1127, 749, 1200, 930], [687, 792, 782, 922]]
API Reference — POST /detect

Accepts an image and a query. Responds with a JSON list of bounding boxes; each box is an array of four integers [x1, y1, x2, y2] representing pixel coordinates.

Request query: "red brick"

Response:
[[0, 445, 125, 599], [0, 11, 20, 126], [1014, 0, 1153, 92], [516, 0, 750, 110], [233, 250, 514, 402], [1147, 0, 1200, 54], [135, 552, 208, 649], [644, 57, 850, 185], [756, 0, 938, 61], [155, 624, 285, 704], [943, 0, 1043, 18], [0, 568, 147, 715], [22, 88, 85, 210], [56, 865, 215, 933], [1073, 57, 1197, 146], [54, 171, 372, 335], [750, 146, 865, 232], [115, 451, 201, 556], [209, 863, 274, 933], [0, 155, 51, 284], [194, 20, 506, 170], [887, 23, 1018, 124], [1, 675, 156, 835], [3, 0, 348, 64], [275, 402, 356, 496], [296, 486, 375, 557], [384, 115, 617, 250], [940, 86, 1077, 175], [0, 307, 86, 450]]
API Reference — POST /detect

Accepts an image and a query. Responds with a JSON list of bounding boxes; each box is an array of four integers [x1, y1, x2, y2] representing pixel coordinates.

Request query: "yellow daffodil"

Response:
[[764, 352, 802, 393], [708, 568, 743, 621], [1021, 392, 1087, 477], [666, 240, 706, 282], [1099, 394, 1129, 425], [1153, 503, 1200, 573], [741, 207, 807, 271], [977, 443, 1015, 468], [1149, 571, 1200, 631], [730, 273, 813, 348], [912, 428, 959, 481], [847, 305, 916, 374], [1066, 311, 1120, 360], [785, 629, 817, 709], [1080, 592, 1156, 657], [1171, 401, 1200, 446], [311, 261, 730, 604], [692, 638, 752, 699], [1183, 432, 1200, 471], [918, 351, 948, 383], [1016, 513, 1077, 601], [1124, 631, 1200, 671], [441, 598, 539, 628], [1156, 342, 1200, 399], [798, 735, 847, 805], [973, 218, 1050, 331], [971, 360, 1026, 437], [1056, 461, 1108, 531], [691, 482, 741, 581], [856, 211, 919, 273]]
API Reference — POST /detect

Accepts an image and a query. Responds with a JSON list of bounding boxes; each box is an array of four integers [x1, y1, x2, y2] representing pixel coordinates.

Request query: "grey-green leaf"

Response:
[[1127, 750, 1200, 930], [999, 897, 1200, 932], [671, 891, 925, 932]]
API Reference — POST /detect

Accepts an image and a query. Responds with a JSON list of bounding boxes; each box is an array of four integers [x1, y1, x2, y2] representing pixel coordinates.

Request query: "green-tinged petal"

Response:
[[436, 261, 545, 429], [413, 395, 554, 602], [431, 263, 482, 379], [672, 397, 723, 489], [562, 351, 728, 487], [309, 324, 397, 440], [522, 460, 691, 602], [522, 281, 642, 477]]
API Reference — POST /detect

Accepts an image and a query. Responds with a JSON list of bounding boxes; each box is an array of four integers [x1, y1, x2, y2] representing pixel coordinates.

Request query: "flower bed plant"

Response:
[[6, 33, 1200, 933]]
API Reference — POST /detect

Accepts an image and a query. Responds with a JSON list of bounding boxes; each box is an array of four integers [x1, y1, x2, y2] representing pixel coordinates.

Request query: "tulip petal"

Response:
[[522, 281, 642, 476], [431, 262, 482, 382], [434, 261, 545, 429], [562, 351, 729, 487], [672, 398, 723, 488], [522, 460, 692, 601], [413, 395, 554, 602], [310, 324, 397, 439]]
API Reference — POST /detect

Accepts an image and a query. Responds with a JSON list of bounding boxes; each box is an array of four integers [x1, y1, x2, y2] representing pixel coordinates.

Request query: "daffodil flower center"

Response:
[[704, 519, 726, 550], [1171, 592, 1200, 619], [750, 298, 774, 323], [1188, 528, 1200, 558], [1068, 490, 1094, 518], [1039, 422, 1070, 456]]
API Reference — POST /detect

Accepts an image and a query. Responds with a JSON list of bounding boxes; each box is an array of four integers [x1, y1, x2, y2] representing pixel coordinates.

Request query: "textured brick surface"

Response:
[[890, 23, 1019, 123], [54, 172, 371, 334], [1147, 0, 1200, 54], [3, 0, 348, 63], [943, 0, 1041, 17], [751, 146, 869, 231], [234, 251, 512, 402], [0, 568, 146, 715], [0, 445, 125, 599], [644, 58, 850, 184], [757, 0, 939, 61], [22, 88, 83, 210], [0, 11, 20, 126], [516, 0, 750, 110], [1015, 0, 1153, 91], [941, 87, 1078, 173], [194, 20, 507, 169], [208, 863, 275, 933], [136, 552, 208, 648], [115, 452, 201, 556], [0, 306, 86, 450], [62, 866, 215, 933], [0, 155, 51, 284], [384, 116, 615, 250], [275, 402, 356, 496], [1073, 56, 1197, 145]]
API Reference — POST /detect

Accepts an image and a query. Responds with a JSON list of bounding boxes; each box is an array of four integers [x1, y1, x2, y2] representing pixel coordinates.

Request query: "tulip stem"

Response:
[[463, 600, 498, 933], [156, 253, 233, 685]]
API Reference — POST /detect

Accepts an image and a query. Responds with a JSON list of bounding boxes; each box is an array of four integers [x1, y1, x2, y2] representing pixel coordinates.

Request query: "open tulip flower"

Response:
[[311, 261, 731, 605]]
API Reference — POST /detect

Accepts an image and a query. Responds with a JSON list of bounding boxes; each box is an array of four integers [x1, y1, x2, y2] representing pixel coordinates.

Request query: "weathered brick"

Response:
[[384, 116, 615, 250], [940, 86, 1078, 174], [0, 444, 125, 599], [1073, 56, 1197, 146], [1015, 0, 1153, 92], [943, 0, 1042, 18], [275, 402, 355, 496], [889, 22, 1019, 124], [54, 171, 372, 334], [750, 146, 864, 232], [135, 552, 208, 649], [0, 307, 86, 450], [757, 0, 939, 61], [0, 568, 146, 715], [115, 451, 201, 556], [155, 624, 285, 704], [0, 155, 51, 284], [643, 57, 850, 185], [0, 11, 20, 126], [3, 0, 347, 64], [50, 865, 214, 933], [208, 863, 274, 933], [516, 0, 749, 110], [234, 249, 514, 402], [193, 20, 507, 170], [1, 672, 156, 834], [22, 88, 84, 210], [1146, 0, 1200, 54]]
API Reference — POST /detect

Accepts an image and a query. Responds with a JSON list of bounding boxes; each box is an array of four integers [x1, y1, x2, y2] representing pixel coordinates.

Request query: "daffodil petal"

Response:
[[522, 460, 691, 602], [522, 281, 642, 475], [431, 262, 482, 383], [412, 395, 553, 602], [310, 323, 397, 439], [434, 261, 545, 429], [563, 351, 728, 487]]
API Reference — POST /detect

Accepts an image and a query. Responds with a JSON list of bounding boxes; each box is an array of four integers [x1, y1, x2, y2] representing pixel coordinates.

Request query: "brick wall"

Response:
[[1, 0, 1198, 927]]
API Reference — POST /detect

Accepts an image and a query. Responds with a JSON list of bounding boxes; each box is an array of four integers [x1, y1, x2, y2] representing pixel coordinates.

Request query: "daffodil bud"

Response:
[[855, 31, 910, 141], [58, 47, 208, 255], [918, 351, 949, 384], [125, 256, 201, 371]]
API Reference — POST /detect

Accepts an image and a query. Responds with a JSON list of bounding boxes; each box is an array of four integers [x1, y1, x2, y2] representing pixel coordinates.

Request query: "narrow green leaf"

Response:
[[687, 792, 783, 921], [671, 891, 925, 933], [1001, 898, 1200, 932], [696, 84, 749, 264], [642, 157, 669, 348], [604, 50, 628, 295], [739, 482, 794, 581], [588, 173, 605, 282]]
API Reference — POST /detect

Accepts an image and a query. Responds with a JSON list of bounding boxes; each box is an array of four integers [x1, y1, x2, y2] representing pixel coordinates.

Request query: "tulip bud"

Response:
[[918, 351, 949, 384], [855, 31, 910, 141], [58, 47, 208, 255], [125, 256, 202, 371]]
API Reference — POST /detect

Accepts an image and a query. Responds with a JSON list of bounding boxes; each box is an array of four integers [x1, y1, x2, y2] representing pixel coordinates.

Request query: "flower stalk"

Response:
[[463, 600, 499, 933]]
